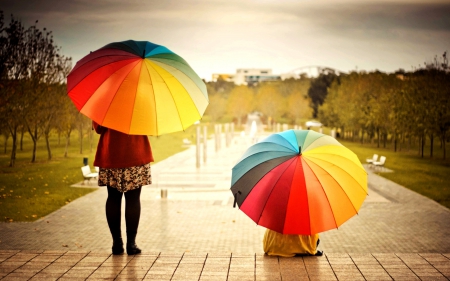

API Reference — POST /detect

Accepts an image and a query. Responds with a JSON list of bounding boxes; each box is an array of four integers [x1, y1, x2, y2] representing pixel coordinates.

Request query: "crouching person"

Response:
[[263, 229, 323, 257]]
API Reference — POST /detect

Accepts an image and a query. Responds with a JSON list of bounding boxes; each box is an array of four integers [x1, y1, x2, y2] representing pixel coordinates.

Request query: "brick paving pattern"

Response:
[[0, 251, 449, 280], [1, 132, 450, 280]]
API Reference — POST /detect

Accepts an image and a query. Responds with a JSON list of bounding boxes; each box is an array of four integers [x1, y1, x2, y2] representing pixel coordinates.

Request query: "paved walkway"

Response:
[[1, 132, 450, 280]]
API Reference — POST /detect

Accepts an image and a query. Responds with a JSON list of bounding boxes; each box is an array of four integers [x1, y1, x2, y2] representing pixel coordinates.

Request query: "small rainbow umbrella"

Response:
[[67, 40, 208, 135], [231, 130, 367, 235]]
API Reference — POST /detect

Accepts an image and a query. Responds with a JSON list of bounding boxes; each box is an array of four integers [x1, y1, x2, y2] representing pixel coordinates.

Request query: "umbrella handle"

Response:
[[233, 191, 241, 208]]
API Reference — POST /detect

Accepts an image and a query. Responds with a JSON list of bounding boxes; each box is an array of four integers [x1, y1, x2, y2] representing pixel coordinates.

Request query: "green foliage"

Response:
[[0, 132, 97, 222], [307, 71, 338, 118], [255, 84, 284, 126], [0, 125, 197, 222], [0, 12, 72, 167], [318, 61, 450, 159], [341, 140, 450, 209], [227, 86, 255, 128]]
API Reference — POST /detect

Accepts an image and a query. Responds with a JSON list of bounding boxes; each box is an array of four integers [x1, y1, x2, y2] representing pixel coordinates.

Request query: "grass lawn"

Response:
[[340, 139, 450, 209], [2, 124, 449, 222], [0, 124, 204, 222]]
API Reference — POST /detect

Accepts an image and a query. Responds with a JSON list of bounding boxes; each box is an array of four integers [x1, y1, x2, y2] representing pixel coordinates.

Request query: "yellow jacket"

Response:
[[263, 229, 319, 257]]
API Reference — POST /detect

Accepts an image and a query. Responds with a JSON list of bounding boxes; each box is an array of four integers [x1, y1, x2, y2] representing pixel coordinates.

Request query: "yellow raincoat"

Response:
[[263, 229, 320, 257]]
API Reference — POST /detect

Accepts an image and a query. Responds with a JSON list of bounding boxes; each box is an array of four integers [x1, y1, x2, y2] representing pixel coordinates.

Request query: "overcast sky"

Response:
[[2, 0, 450, 80]]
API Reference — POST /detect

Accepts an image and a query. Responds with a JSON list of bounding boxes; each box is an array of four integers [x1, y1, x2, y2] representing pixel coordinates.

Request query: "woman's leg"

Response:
[[106, 186, 124, 254], [124, 187, 142, 254]]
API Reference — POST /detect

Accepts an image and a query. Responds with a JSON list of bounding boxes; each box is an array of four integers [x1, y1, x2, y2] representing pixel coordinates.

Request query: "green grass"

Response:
[[0, 124, 203, 222], [340, 139, 450, 209], [2, 124, 449, 222]]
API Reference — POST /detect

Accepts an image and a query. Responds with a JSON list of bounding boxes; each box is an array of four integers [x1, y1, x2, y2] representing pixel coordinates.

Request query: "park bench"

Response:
[[366, 154, 378, 166], [373, 156, 386, 170], [81, 165, 98, 184]]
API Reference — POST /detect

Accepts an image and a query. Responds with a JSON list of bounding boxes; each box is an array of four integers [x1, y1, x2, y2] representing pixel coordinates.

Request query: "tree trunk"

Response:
[[64, 130, 71, 158], [20, 127, 24, 151], [8, 124, 18, 167], [45, 132, 52, 160], [30, 125, 38, 163], [394, 132, 397, 152], [429, 134, 434, 158], [443, 134, 447, 160], [421, 134, 425, 158], [89, 126, 93, 153], [377, 128, 380, 148], [79, 123, 83, 154]]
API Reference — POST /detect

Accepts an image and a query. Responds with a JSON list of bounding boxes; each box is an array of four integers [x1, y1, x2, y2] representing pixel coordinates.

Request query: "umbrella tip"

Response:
[[299, 146, 302, 154], [142, 48, 146, 58]]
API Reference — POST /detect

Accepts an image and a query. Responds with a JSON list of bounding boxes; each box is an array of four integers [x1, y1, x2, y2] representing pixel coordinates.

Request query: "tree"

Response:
[[307, 71, 337, 118], [0, 12, 72, 164], [287, 91, 312, 124], [227, 85, 254, 128], [255, 84, 285, 129], [0, 13, 29, 167], [204, 93, 227, 123]]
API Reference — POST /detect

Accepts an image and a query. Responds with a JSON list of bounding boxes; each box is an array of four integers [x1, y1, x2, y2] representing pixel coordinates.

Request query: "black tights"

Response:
[[105, 186, 141, 241]]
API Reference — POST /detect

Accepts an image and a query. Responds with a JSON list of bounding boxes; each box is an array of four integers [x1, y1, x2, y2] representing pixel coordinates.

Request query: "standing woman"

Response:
[[93, 122, 154, 255]]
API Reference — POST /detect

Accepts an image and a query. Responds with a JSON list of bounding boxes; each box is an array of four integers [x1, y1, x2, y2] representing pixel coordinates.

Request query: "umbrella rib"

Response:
[[142, 60, 159, 135], [146, 61, 187, 131], [98, 60, 141, 127], [307, 157, 360, 221], [152, 60, 204, 128], [236, 147, 297, 164], [255, 157, 297, 231], [126, 63, 141, 134], [152, 57, 208, 101], [305, 154, 368, 196], [69, 55, 138, 93], [303, 158, 341, 230]]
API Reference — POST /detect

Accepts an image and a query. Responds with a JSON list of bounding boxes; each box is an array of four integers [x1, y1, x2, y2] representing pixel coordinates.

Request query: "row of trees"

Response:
[[318, 54, 450, 159], [205, 77, 313, 128], [2, 11, 448, 166], [0, 12, 92, 167]]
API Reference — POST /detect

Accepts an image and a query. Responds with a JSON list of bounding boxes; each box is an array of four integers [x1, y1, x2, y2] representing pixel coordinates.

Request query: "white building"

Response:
[[212, 68, 281, 86]]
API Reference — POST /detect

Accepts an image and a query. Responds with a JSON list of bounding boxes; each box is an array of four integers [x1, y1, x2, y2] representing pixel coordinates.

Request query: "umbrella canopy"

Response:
[[231, 129, 367, 235], [67, 40, 208, 135]]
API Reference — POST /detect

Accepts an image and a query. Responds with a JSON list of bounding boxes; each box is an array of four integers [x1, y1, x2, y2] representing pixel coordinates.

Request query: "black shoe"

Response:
[[112, 240, 124, 255], [126, 243, 141, 255], [315, 250, 323, 256]]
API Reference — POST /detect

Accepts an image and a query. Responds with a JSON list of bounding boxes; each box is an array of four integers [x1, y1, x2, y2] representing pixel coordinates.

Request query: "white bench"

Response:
[[373, 156, 386, 170], [366, 154, 378, 165], [81, 165, 98, 184]]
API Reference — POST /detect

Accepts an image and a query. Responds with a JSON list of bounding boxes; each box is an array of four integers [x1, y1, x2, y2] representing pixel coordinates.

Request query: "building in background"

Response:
[[212, 68, 281, 86]]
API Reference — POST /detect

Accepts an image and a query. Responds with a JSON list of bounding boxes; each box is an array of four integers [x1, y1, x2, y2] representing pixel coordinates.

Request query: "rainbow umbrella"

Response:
[[231, 130, 367, 235], [67, 40, 208, 135]]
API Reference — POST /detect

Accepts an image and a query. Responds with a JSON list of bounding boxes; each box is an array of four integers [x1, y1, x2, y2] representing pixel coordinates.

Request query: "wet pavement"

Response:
[[1, 132, 449, 280]]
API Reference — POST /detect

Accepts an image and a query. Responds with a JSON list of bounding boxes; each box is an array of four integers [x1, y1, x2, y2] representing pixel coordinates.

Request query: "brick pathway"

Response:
[[1, 132, 450, 280], [0, 251, 449, 280]]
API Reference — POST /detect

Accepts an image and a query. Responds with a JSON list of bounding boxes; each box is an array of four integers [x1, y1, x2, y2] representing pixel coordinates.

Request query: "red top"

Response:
[[93, 122, 154, 168]]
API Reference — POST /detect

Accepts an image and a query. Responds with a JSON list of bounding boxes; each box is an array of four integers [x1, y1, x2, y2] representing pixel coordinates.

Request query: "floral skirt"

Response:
[[98, 163, 152, 192]]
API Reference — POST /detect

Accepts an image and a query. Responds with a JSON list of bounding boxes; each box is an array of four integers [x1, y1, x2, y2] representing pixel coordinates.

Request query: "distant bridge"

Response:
[[281, 65, 346, 79]]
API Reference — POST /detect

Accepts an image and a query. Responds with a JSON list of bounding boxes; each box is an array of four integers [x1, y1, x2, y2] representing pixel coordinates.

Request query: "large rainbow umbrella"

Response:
[[231, 130, 367, 235], [67, 40, 208, 135]]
